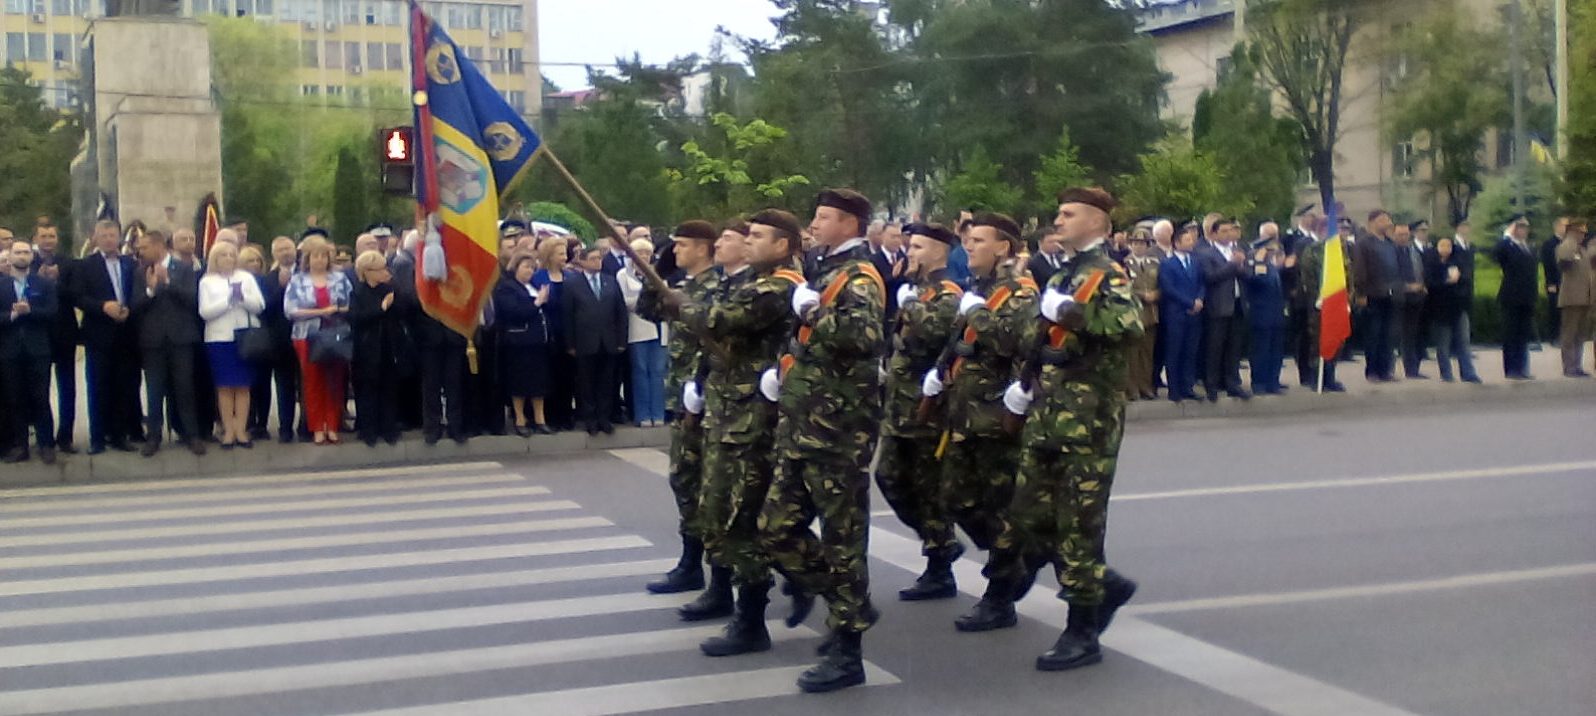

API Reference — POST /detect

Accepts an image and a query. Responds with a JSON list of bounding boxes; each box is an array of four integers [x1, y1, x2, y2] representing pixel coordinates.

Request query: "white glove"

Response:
[[921, 369, 945, 398], [878, 360, 889, 385], [1039, 288, 1074, 321], [1003, 381, 1034, 415], [759, 367, 781, 402], [790, 284, 820, 318], [682, 381, 705, 415], [958, 293, 986, 316], [895, 283, 918, 307]]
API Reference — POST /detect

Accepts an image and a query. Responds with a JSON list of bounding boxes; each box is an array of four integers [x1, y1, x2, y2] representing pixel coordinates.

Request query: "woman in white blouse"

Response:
[[198, 242, 267, 448], [617, 238, 666, 427]]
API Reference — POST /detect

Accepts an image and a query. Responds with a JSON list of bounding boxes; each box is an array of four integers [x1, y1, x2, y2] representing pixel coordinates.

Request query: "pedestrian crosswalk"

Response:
[[0, 460, 899, 715]]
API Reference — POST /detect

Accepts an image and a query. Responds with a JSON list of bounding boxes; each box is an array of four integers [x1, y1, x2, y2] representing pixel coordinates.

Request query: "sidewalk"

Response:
[[3, 346, 1591, 487]]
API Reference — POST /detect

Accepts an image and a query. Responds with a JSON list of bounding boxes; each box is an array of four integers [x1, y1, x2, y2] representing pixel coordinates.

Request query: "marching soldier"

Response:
[[637, 221, 722, 595], [759, 188, 886, 693], [874, 222, 965, 601], [664, 210, 805, 657], [983, 187, 1143, 671], [917, 213, 1039, 632]]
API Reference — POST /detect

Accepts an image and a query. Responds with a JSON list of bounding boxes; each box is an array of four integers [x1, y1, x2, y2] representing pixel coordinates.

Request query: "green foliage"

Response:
[[524, 201, 597, 242], [1032, 127, 1094, 218], [1193, 45, 1305, 226], [331, 147, 371, 244], [669, 113, 810, 219], [541, 84, 671, 226], [1385, 11, 1510, 225], [1471, 164, 1560, 240], [0, 67, 83, 248], [1114, 137, 1251, 225], [942, 145, 1024, 216], [1562, 0, 1596, 217]]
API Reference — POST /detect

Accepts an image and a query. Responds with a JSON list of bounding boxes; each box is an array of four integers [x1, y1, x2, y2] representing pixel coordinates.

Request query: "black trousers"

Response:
[[420, 345, 465, 440], [50, 341, 75, 445], [143, 343, 200, 443], [1292, 302, 1317, 385], [354, 363, 400, 442], [86, 344, 142, 448], [190, 342, 217, 438], [1363, 297, 1396, 379], [1203, 313, 1247, 394], [1502, 304, 1535, 376], [1397, 299, 1427, 377], [575, 351, 619, 429], [546, 347, 577, 429], [3, 353, 54, 450], [250, 340, 299, 436], [466, 333, 506, 436]]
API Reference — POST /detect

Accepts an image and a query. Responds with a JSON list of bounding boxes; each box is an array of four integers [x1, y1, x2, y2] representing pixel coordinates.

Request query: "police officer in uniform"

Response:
[[874, 222, 965, 600], [759, 189, 886, 693], [979, 187, 1143, 671]]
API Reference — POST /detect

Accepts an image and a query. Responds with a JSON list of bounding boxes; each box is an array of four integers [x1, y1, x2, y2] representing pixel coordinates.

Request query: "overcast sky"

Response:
[[539, 1, 781, 91]]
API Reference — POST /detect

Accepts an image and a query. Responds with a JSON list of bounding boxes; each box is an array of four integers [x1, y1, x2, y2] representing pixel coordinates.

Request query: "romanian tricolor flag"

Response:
[[409, 0, 540, 338], [1318, 205, 1351, 361], [196, 193, 221, 261]]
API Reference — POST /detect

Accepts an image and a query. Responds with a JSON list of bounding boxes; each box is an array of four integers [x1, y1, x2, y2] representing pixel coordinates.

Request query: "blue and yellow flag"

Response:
[[410, 0, 540, 339]]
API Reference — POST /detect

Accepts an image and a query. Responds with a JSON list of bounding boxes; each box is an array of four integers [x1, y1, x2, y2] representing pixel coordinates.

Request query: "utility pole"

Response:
[[1555, 0, 1569, 161], [1509, 0, 1527, 211], [1234, 0, 1248, 43]]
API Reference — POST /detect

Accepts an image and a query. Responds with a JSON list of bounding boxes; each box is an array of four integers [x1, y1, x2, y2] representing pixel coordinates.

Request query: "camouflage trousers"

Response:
[[760, 454, 874, 632], [874, 434, 959, 559], [667, 417, 706, 539], [940, 433, 1020, 551], [984, 447, 1118, 606], [697, 439, 775, 586]]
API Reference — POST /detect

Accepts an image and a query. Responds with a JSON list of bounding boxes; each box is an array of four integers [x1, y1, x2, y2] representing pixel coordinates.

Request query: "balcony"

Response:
[[1135, 0, 1236, 33]]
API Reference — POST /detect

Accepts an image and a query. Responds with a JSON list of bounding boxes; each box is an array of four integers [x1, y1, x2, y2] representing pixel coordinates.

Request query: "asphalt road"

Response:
[[0, 397, 1592, 715]]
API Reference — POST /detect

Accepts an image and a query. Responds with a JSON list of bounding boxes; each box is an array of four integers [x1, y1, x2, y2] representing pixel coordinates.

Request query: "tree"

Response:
[[669, 113, 811, 219], [1385, 11, 1510, 225], [1562, 0, 1596, 217], [330, 147, 371, 243], [1114, 137, 1251, 225], [0, 67, 82, 247], [1249, 0, 1359, 213], [1194, 44, 1306, 226], [524, 201, 598, 242], [1032, 126, 1094, 218], [942, 145, 1024, 215]]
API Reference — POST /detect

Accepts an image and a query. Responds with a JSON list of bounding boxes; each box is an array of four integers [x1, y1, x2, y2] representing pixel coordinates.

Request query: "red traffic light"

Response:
[[380, 127, 414, 164]]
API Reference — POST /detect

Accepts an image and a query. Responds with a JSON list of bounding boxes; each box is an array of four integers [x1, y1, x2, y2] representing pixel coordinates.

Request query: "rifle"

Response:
[[1002, 268, 1108, 436], [915, 309, 971, 425]]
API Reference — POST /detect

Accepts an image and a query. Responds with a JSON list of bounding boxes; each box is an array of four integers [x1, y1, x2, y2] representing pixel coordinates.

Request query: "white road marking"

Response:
[[1, 486, 554, 529], [0, 591, 701, 668], [348, 663, 901, 716], [0, 535, 651, 597], [0, 623, 820, 714], [1126, 563, 1596, 616], [0, 501, 582, 549], [606, 448, 671, 475], [1113, 460, 1596, 502], [0, 461, 505, 498], [0, 558, 677, 629], [0, 474, 526, 513], [0, 516, 613, 570]]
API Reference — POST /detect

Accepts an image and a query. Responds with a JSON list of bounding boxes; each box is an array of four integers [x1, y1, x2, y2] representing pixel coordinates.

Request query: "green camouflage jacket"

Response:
[[882, 270, 963, 439], [680, 264, 798, 444], [945, 265, 1038, 439], [638, 268, 721, 414], [777, 242, 886, 459]]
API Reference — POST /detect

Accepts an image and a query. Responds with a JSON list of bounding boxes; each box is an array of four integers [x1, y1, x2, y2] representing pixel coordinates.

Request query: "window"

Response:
[[210, 0, 228, 15], [463, 4, 480, 29], [237, 0, 250, 16], [1392, 140, 1415, 179], [345, 41, 360, 70], [363, 0, 376, 24], [326, 84, 343, 96], [52, 33, 71, 63], [323, 39, 341, 68], [349, 86, 367, 106], [382, 0, 398, 25], [385, 42, 402, 71], [29, 0, 43, 12], [257, 0, 272, 14], [27, 33, 45, 61], [341, 0, 359, 24], [51, 0, 70, 14], [5, 0, 26, 13], [1215, 56, 1232, 82], [366, 41, 383, 70], [302, 39, 319, 67], [489, 47, 505, 74], [505, 90, 524, 112], [507, 47, 523, 73], [445, 3, 463, 29], [73, 0, 85, 15], [301, 84, 320, 96], [5, 33, 23, 62], [487, 5, 502, 33], [505, 6, 520, 31]]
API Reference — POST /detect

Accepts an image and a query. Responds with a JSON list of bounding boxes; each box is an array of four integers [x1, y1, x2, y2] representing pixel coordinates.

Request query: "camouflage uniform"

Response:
[[986, 241, 1142, 606], [761, 242, 886, 633], [875, 270, 963, 558], [637, 268, 722, 541], [679, 265, 799, 586], [941, 266, 1037, 552], [1124, 254, 1161, 398]]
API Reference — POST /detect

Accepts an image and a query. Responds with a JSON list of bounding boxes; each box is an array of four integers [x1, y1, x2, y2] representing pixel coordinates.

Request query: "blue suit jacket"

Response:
[[1158, 253, 1204, 319], [0, 272, 59, 359], [1244, 261, 1287, 330]]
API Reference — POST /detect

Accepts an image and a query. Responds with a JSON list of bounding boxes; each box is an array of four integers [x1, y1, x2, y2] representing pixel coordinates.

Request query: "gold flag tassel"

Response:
[[466, 339, 479, 375]]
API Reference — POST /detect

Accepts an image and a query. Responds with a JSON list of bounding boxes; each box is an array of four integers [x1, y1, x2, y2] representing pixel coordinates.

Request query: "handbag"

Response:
[[235, 313, 274, 365], [309, 319, 354, 364]]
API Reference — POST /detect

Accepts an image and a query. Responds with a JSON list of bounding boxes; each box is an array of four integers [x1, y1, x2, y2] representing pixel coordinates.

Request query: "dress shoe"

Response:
[[533, 424, 553, 435], [363, 437, 379, 447], [220, 441, 235, 451], [600, 423, 615, 435], [238, 439, 254, 449], [1462, 375, 1483, 384], [1564, 370, 1591, 378], [585, 424, 599, 436], [188, 439, 207, 456], [1321, 382, 1347, 393], [513, 425, 532, 438], [250, 427, 271, 441], [2, 448, 28, 464], [55, 442, 77, 455], [423, 432, 441, 446], [110, 439, 136, 453], [278, 430, 294, 444], [1227, 388, 1251, 401], [140, 439, 160, 458], [38, 446, 56, 465], [1206, 391, 1220, 402], [1407, 373, 1430, 380], [87, 444, 107, 456], [452, 435, 469, 446]]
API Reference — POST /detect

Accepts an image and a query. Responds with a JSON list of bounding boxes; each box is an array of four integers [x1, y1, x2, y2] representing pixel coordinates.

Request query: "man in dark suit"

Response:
[[1027, 228, 1067, 288], [253, 236, 300, 443], [1243, 232, 1288, 395], [31, 219, 79, 453], [564, 246, 628, 434], [1195, 218, 1250, 400], [1495, 216, 1541, 379], [2, 239, 60, 464], [1541, 217, 1565, 344], [1394, 222, 1430, 379], [1158, 223, 1205, 402], [75, 219, 143, 454], [130, 229, 206, 456], [1353, 210, 1402, 382]]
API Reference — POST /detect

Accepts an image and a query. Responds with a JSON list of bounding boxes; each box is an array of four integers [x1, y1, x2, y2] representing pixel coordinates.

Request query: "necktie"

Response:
[[107, 256, 123, 304], [591, 274, 601, 295]]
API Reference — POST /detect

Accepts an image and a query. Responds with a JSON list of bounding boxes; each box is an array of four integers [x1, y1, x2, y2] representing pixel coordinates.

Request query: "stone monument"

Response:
[[70, 6, 223, 242]]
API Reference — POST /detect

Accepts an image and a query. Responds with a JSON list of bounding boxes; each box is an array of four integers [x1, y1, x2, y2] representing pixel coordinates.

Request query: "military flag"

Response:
[[408, 0, 540, 339], [1318, 204, 1352, 366], [196, 193, 221, 260]]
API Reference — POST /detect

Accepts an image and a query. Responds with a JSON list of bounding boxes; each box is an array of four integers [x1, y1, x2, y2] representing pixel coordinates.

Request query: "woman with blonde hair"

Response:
[[197, 241, 266, 448], [284, 236, 352, 445], [532, 237, 576, 431], [617, 238, 666, 426], [349, 250, 411, 446]]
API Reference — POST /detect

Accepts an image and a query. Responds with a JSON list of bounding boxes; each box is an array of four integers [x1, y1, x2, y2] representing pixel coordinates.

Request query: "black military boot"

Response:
[[1036, 603, 1102, 671], [899, 543, 962, 601], [1007, 553, 1048, 603], [700, 582, 773, 656], [953, 579, 1017, 632], [783, 580, 815, 628], [647, 536, 706, 594], [1096, 569, 1138, 635], [813, 599, 880, 656], [797, 629, 866, 693], [677, 566, 734, 621]]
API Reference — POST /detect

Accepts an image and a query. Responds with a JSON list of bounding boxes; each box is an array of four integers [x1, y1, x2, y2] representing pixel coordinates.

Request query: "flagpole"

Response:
[[537, 145, 673, 296]]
